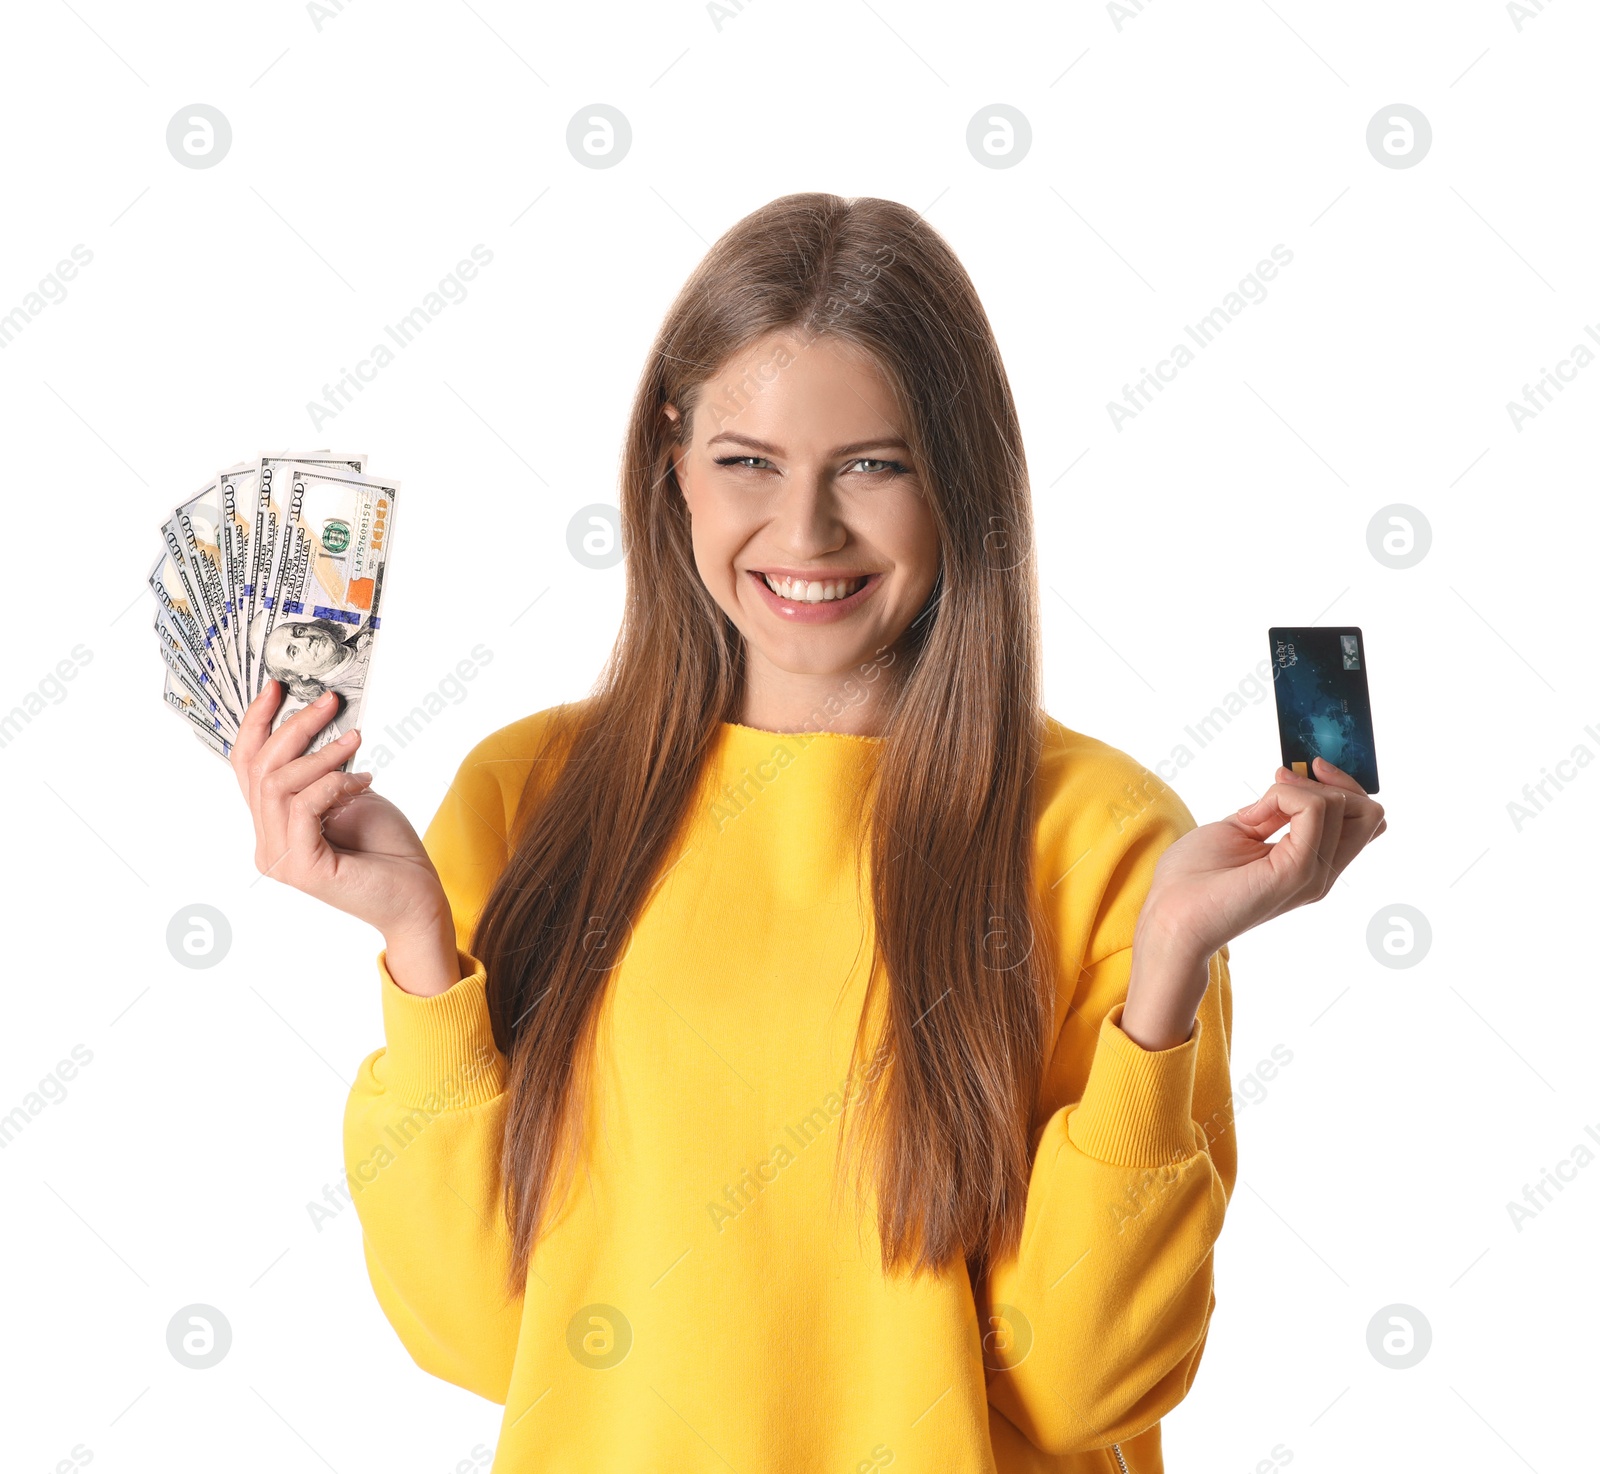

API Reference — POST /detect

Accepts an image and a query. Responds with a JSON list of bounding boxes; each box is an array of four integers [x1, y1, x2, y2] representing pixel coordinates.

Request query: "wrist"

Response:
[[1123, 925, 1210, 1051], [383, 904, 460, 998], [1133, 900, 1217, 973]]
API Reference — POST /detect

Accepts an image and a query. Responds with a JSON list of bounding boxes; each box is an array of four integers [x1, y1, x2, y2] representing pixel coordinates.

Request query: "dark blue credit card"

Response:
[[1268, 627, 1380, 794]]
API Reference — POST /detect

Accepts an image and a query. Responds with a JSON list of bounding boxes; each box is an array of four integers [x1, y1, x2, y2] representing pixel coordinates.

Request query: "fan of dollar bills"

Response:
[[149, 451, 399, 768]]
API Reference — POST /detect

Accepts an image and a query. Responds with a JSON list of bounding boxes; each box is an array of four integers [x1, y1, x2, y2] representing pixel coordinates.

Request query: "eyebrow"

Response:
[[706, 431, 911, 458]]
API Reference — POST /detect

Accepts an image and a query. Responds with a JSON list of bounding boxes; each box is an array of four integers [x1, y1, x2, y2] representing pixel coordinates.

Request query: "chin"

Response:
[[757, 635, 876, 676]]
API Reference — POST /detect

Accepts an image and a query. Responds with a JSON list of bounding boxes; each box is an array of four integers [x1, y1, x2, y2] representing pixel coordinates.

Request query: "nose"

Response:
[[767, 466, 848, 561]]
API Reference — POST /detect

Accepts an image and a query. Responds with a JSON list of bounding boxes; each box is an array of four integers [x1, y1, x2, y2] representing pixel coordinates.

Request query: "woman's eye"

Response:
[[711, 454, 910, 476]]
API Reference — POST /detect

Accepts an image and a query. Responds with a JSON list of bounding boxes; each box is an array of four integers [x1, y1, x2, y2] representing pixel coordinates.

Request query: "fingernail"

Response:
[[318, 691, 337, 707], [340, 727, 360, 744]]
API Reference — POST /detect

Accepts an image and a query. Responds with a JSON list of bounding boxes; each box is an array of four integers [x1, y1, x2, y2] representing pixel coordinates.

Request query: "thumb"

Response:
[[1234, 775, 1300, 837], [1238, 767, 1305, 815], [287, 767, 375, 859]]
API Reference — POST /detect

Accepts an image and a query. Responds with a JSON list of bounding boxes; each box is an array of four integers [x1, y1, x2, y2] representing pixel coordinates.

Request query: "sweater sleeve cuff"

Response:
[[1065, 1001, 1201, 1167], [375, 947, 506, 1108]]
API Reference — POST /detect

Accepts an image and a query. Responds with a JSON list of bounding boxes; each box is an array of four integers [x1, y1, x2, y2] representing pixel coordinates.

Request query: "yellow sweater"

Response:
[[344, 708, 1235, 1473]]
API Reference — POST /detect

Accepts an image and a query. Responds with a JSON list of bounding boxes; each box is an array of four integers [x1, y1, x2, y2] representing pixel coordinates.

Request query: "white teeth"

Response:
[[761, 573, 865, 602]]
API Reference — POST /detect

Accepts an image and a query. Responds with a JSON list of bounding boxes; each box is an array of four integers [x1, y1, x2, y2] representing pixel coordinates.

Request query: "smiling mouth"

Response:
[[754, 571, 871, 603]]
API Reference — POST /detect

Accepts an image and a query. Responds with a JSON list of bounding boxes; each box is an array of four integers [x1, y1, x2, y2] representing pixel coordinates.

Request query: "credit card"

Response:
[[1268, 627, 1380, 794]]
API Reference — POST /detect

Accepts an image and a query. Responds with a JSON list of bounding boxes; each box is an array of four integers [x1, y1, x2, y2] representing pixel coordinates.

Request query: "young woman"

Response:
[[233, 193, 1385, 1473]]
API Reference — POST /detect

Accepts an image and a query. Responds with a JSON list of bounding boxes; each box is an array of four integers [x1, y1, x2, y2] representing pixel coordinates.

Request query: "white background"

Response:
[[1, 1, 1595, 1469]]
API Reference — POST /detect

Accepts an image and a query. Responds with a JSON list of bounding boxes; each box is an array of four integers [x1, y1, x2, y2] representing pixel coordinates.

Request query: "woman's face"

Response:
[[667, 330, 941, 720]]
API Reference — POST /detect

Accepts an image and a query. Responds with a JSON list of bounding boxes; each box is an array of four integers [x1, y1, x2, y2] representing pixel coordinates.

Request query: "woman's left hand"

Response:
[[1121, 756, 1386, 1048], [1143, 755, 1387, 961]]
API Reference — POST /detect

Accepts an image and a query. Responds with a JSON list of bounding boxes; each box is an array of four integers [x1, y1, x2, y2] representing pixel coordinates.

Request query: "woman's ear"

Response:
[[662, 403, 689, 503]]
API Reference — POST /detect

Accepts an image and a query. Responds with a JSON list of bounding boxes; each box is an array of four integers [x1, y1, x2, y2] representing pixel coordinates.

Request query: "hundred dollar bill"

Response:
[[233, 450, 352, 690], [163, 477, 247, 713], [246, 460, 397, 765], [154, 598, 230, 709], [157, 514, 244, 713], [191, 723, 232, 760], [148, 549, 241, 722], [217, 460, 256, 696], [156, 611, 236, 732], [163, 671, 233, 758], [248, 451, 365, 683]]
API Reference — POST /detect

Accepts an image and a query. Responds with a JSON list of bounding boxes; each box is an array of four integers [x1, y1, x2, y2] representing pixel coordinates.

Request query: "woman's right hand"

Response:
[[230, 680, 462, 996]]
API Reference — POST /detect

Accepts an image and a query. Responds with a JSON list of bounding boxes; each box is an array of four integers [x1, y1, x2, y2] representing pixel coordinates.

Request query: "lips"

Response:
[[756, 571, 869, 602], [746, 568, 882, 622]]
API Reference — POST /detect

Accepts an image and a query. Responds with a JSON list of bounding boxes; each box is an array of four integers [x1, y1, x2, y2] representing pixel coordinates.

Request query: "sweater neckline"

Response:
[[719, 719, 883, 746]]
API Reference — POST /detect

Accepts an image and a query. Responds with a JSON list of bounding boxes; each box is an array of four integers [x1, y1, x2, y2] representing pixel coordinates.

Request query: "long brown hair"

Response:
[[473, 192, 1051, 1299]]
